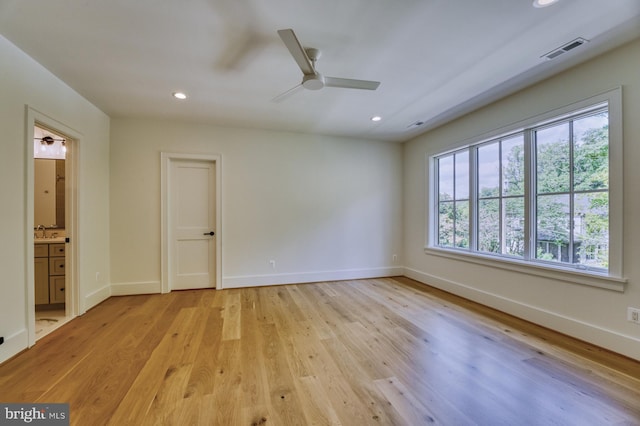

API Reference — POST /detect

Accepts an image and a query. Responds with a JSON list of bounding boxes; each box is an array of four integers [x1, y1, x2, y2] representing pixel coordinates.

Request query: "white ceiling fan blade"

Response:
[[277, 29, 315, 75], [271, 83, 304, 103], [324, 77, 380, 90]]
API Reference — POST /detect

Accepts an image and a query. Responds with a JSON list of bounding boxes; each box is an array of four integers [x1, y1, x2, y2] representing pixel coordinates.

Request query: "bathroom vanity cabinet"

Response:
[[34, 242, 66, 305]]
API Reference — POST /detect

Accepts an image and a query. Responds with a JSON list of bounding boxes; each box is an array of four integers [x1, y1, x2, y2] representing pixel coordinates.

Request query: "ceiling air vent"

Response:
[[407, 120, 425, 129], [542, 37, 589, 60]]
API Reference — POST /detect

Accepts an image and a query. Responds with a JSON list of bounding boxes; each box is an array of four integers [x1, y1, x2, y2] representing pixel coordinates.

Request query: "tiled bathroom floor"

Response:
[[35, 309, 69, 338]]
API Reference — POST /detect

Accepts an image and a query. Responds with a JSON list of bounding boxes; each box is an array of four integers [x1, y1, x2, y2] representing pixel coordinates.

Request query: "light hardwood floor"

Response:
[[1, 277, 639, 425]]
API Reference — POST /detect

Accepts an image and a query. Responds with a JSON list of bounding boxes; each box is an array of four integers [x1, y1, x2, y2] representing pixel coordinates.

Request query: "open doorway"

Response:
[[33, 124, 74, 339]]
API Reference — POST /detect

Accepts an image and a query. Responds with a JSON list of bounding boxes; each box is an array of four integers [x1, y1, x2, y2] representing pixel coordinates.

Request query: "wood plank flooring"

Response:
[[1, 277, 639, 425]]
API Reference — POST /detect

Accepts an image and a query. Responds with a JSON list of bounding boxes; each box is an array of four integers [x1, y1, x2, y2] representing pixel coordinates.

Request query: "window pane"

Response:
[[432, 102, 612, 275], [438, 201, 454, 246], [502, 135, 524, 196], [536, 123, 570, 194], [454, 201, 469, 248], [504, 197, 525, 257], [574, 113, 609, 191], [536, 194, 570, 262], [478, 143, 500, 198], [438, 156, 454, 200], [478, 199, 499, 253], [455, 151, 469, 199], [574, 192, 608, 269]]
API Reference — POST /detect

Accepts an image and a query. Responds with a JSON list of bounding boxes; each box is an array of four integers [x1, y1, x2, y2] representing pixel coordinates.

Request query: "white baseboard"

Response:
[[0, 328, 28, 364], [84, 283, 111, 312], [222, 266, 404, 289], [404, 267, 640, 361], [110, 281, 161, 296]]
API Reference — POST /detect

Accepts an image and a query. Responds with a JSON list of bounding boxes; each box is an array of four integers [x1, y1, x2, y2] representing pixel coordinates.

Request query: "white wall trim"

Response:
[[111, 281, 162, 296], [223, 266, 404, 289], [83, 284, 111, 310], [25, 106, 82, 346], [161, 152, 223, 293], [404, 267, 640, 361], [0, 329, 28, 364], [422, 247, 625, 292]]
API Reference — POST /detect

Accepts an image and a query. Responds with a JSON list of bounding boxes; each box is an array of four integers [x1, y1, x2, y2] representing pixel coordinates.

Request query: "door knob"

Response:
[[203, 231, 215, 236]]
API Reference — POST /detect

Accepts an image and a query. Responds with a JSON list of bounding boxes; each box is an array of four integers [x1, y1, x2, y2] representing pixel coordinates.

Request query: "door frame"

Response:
[[26, 107, 81, 346], [161, 152, 222, 293]]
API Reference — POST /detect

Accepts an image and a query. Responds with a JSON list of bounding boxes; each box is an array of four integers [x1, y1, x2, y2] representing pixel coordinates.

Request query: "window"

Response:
[[534, 112, 609, 269], [437, 151, 469, 248], [430, 90, 623, 286], [477, 134, 525, 257]]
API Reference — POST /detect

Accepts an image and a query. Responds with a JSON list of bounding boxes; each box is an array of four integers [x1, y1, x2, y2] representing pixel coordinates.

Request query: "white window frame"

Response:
[[425, 88, 625, 291]]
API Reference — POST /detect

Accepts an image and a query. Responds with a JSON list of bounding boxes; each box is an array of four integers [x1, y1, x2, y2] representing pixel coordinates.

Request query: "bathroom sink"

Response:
[[35, 237, 66, 244]]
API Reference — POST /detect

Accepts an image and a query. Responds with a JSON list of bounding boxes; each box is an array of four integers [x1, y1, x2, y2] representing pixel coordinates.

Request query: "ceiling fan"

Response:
[[273, 28, 380, 102]]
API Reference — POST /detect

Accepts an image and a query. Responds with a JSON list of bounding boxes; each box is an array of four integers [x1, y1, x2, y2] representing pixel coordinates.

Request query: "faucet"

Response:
[[36, 224, 46, 239]]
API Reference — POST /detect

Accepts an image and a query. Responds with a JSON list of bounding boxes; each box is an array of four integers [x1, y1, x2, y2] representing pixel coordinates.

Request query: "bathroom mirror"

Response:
[[34, 159, 65, 229]]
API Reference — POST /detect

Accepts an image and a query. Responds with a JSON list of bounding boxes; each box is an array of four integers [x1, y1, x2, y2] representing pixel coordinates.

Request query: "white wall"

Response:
[[403, 38, 640, 361], [110, 120, 403, 293], [0, 35, 111, 363]]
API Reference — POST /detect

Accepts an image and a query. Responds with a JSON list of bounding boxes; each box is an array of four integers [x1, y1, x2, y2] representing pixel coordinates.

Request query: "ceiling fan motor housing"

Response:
[[302, 73, 324, 90]]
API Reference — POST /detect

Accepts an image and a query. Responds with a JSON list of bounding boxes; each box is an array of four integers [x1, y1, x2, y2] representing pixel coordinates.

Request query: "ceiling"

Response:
[[1, 0, 639, 142]]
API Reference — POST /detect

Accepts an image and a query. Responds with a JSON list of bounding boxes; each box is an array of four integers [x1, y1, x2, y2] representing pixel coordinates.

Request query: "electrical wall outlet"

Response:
[[269, 260, 276, 270], [628, 307, 640, 324]]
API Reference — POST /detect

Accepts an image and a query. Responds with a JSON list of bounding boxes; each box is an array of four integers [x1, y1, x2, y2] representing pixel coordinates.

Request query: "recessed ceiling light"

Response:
[[533, 0, 559, 7], [371, 116, 382, 122], [173, 92, 187, 100]]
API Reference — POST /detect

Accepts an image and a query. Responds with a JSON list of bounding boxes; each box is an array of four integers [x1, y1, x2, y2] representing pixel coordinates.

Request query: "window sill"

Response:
[[423, 247, 626, 292]]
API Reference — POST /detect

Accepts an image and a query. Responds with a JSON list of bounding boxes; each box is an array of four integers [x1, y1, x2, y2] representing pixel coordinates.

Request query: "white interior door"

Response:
[[170, 159, 216, 290]]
